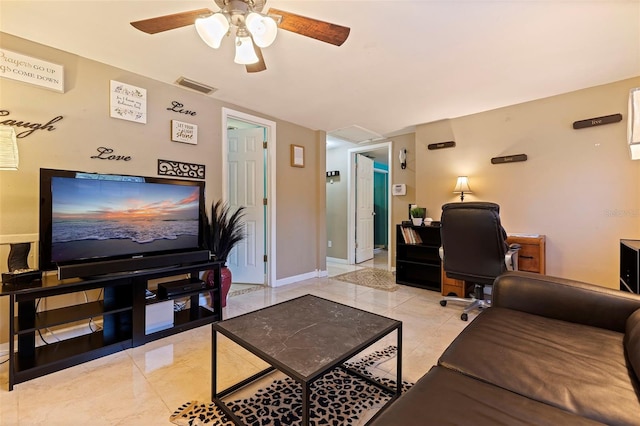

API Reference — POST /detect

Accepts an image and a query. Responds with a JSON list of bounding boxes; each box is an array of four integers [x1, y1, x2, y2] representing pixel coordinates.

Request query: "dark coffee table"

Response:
[[211, 294, 402, 425]]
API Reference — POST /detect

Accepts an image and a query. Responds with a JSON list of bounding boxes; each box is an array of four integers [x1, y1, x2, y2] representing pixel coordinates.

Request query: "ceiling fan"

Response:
[[130, 0, 350, 73]]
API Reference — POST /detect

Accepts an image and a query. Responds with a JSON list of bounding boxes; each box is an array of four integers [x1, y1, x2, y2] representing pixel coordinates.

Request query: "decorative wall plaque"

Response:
[[110, 80, 147, 124], [491, 154, 527, 164], [171, 120, 198, 144], [0, 48, 64, 92], [572, 113, 622, 129], [158, 159, 205, 179], [427, 141, 456, 150]]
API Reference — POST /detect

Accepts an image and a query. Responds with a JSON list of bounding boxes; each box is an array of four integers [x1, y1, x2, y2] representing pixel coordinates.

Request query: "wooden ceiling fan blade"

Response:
[[130, 8, 213, 34], [268, 8, 350, 46], [246, 46, 267, 73]]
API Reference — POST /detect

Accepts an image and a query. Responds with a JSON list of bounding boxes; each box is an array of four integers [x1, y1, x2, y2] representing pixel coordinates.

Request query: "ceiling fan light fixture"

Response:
[[245, 12, 277, 48], [195, 12, 229, 49], [234, 35, 259, 64]]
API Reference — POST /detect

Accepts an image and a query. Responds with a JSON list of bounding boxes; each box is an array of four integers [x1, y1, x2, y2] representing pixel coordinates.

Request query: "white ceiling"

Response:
[[1, 1, 639, 139]]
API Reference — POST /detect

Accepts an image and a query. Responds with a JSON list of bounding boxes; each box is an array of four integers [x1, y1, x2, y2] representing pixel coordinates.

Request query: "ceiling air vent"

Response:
[[328, 125, 383, 143], [175, 77, 217, 95]]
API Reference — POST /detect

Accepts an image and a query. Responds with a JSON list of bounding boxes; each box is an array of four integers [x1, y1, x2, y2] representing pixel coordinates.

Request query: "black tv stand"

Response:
[[0, 261, 223, 391]]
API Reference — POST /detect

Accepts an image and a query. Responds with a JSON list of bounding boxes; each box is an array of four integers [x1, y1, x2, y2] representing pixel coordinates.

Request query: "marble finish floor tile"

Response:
[[0, 276, 472, 425]]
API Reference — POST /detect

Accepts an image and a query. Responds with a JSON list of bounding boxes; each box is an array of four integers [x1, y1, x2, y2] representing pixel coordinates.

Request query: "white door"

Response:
[[355, 154, 374, 263], [227, 127, 265, 284]]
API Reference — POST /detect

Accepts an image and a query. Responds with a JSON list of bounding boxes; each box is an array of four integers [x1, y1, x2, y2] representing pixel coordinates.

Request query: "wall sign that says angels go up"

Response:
[[171, 120, 197, 144], [110, 80, 147, 124]]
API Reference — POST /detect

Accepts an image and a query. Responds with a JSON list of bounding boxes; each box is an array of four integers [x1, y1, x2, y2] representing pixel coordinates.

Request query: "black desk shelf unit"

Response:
[[395, 224, 442, 292], [620, 239, 640, 294], [1, 261, 222, 390]]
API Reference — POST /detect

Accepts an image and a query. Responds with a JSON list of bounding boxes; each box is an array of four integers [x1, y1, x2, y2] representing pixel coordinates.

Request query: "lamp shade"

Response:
[[195, 13, 230, 49], [629, 87, 640, 160], [453, 176, 472, 193], [234, 36, 259, 64], [0, 125, 18, 170], [245, 12, 277, 48]]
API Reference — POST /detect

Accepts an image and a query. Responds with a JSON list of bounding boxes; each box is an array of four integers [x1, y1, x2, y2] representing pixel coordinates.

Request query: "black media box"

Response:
[[2, 270, 43, 285], [157, 279, 206, 298]]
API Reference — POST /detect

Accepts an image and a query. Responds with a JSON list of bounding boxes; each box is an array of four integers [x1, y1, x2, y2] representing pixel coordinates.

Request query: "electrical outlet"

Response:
[[328, 240, 332, 248]]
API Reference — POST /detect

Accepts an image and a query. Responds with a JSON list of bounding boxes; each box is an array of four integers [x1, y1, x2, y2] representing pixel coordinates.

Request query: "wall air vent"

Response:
[[175, 77, 217, 95]]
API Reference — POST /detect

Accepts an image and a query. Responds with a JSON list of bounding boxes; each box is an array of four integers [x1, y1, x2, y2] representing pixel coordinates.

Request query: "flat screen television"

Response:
[[39, 168, 206, 276]]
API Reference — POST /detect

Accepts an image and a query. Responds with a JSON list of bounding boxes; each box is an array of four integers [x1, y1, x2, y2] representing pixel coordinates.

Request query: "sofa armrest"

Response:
[[492, 271, 640, 332]]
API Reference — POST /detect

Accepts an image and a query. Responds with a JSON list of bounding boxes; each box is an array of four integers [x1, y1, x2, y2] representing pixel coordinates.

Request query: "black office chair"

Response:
[[438, 202, 520, 321]]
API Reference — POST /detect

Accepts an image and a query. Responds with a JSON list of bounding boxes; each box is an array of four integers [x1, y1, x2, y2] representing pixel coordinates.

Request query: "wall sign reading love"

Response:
[[90, 147, 132, 161]]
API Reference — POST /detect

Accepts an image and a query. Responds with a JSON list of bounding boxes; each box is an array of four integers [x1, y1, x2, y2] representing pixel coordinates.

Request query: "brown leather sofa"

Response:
[[370, 271, 640, 425]]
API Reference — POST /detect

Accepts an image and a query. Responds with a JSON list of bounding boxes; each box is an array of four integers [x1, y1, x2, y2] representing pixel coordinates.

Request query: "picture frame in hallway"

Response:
[[291, 144, 304, 167]]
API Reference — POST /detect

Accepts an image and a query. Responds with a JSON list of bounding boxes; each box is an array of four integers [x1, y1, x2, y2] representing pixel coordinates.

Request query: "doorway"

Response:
[[348, 142, 392, 271], [221, 108, 277, 287]]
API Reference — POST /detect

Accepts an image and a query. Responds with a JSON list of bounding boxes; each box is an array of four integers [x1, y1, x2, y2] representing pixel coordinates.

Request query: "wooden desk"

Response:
[[441, 235, 546, 297]]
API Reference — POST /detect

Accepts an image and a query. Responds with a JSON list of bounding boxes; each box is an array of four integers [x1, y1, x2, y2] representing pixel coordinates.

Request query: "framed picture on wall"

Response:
[[109, 80, 147, 124], [171, 120, 198, 144], [291, 144, 304, 168]]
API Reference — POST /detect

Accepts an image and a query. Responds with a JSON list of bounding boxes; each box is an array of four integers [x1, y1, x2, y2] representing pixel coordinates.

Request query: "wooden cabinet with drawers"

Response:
[[508, 235, 546, 275], [441, 234, 546, 297]]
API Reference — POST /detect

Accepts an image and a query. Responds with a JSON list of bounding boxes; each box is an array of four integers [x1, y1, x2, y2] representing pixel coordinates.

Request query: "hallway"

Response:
[[327, 248, 389, 277]]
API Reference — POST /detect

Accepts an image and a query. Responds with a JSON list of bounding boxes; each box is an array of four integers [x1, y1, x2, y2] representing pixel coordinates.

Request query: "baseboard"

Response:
[[317, 269, 328, 278], [326, 257, 348, 264], [273, 270, 319, 287]]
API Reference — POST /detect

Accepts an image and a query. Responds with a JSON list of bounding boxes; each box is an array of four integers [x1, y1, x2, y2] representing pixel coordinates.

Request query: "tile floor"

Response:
[[0, 264, 475, 425], [327, 248, 390, 277]]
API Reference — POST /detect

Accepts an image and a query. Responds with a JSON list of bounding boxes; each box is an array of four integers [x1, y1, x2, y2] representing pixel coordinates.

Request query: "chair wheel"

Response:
[[461, 313, 468, 321], [440, 300, 447, 307]]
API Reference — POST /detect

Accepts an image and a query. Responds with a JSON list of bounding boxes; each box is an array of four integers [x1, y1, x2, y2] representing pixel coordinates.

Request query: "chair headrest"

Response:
[[442, 202, 500, 214]]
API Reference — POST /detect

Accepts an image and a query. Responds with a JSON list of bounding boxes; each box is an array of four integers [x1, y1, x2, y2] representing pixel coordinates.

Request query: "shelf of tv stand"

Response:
[[14, 301, 132, 334], [14, 332, 131, 384], [143, 282, 219, 344], [145, 306, 218, 343]]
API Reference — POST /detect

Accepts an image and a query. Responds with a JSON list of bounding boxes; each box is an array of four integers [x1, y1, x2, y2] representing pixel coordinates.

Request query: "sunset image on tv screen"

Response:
[[50, 177, 200, 263]]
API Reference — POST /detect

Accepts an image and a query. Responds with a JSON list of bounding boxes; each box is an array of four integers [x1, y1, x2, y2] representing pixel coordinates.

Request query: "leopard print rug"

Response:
[[170, 346, 412, 426]]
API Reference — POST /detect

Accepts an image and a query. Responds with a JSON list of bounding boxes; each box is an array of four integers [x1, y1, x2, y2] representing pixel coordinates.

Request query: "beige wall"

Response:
[[274, 122, 326, 279], [415, 77, 640, 288], [325, 144, 350, 259], [389, 133, 416, 266], [0, 33, 325, 343]]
